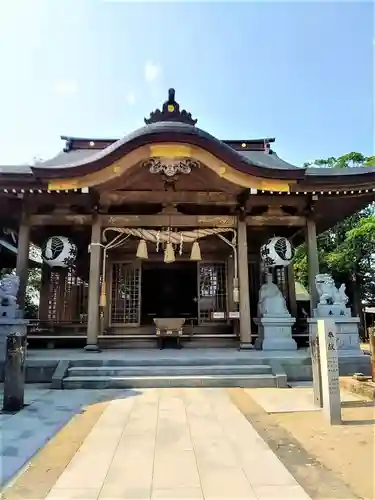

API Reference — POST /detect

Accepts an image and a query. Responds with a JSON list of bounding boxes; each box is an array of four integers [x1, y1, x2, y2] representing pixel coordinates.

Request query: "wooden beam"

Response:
[[100, 214, 237, 228], [29, 212, 304, 228], [246, 215, 306, 226], [99, 190, 237, 205], [29, 214, 93, 226], [246, 195, 307, 209]]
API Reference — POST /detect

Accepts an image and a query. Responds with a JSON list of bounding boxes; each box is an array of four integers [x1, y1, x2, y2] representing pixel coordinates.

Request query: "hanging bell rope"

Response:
[[99, 232, 131, 308], [217, 232, 239, 303]]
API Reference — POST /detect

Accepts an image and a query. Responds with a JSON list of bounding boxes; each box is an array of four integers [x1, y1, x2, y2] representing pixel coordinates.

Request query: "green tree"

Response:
[[303, 152, 375, 169], [24, 267, 42, 317], [294, 153, 375, 334]]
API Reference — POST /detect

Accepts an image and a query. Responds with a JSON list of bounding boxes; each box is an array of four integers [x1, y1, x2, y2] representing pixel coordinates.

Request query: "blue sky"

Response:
[[0, 0, 373, 167]]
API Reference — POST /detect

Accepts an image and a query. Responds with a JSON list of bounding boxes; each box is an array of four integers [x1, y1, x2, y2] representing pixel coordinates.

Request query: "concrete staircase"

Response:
[[61, 356, 285, 389]]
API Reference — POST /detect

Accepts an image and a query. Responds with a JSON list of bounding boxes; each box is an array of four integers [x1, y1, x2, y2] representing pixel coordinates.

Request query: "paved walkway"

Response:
[[43, 388, 311, 500], [0, 385, 124, 487]]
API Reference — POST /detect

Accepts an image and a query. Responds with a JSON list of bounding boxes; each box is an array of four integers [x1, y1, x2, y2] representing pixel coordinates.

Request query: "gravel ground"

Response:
[[272, 399, 375, 500]]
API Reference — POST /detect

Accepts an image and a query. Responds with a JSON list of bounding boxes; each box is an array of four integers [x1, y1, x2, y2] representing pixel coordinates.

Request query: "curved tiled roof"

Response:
[[31, 144, 299, 172], [1, 121, 375, 189], [30, 121, 304, 180]]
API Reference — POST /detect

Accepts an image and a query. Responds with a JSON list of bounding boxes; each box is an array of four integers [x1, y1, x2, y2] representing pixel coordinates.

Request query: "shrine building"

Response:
[[1, 89, 374, 350]]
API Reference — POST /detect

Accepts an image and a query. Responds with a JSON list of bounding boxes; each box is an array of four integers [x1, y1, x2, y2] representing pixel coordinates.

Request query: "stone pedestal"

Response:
[[254, 316, 297, 351], [309, 316, 362, 355], [313, 303, 351, 318], [308, 316, 370, 375]]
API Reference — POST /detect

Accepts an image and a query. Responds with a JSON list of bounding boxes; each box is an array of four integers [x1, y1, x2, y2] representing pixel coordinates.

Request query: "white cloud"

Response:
[[54, 81, 78, 95], [125, 92, 136, 105], [144, 61, 161, 82]]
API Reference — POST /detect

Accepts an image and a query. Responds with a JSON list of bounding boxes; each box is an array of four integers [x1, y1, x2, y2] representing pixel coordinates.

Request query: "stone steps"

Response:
[[59, 353, 287, 389], [68, 357, 266, 367], [63, 373, 277, 389], [67, 364, 272, 377]]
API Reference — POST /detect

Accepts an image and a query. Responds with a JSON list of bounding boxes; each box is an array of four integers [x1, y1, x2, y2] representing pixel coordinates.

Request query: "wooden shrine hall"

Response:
[[1, 88, 375, 350]]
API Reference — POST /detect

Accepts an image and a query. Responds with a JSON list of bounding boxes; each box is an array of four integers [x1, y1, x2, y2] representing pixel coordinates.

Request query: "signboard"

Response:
[[212, 312, 225, 320], [228, 311, 240, 319]]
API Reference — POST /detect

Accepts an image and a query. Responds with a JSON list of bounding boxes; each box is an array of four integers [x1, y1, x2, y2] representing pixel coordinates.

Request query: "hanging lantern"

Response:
[[190, 241, 201, 261], [164, 242, 175, 263], [136, 239, 148, 259], [99, 281, 106, 307], [42, 236, 77, 268], [260, 236, 294, 268]]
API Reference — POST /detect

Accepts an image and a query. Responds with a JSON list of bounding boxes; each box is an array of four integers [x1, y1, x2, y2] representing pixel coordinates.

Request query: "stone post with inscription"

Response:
[[2, 332, 27, 412], [0, 275, 28, 413], [317, 319, 342, 425]]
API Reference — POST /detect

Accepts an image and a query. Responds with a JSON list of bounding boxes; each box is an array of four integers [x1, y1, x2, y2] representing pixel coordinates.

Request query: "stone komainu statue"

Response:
[[315, 273, 349, 306], [0, 274, 20, 306]]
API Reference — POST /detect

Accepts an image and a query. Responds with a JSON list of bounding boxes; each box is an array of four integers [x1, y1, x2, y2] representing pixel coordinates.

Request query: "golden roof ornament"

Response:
[[144, 88, 197, 126]]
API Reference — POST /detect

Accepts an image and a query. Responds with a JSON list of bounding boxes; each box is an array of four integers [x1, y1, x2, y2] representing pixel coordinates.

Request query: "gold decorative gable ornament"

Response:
[[142, 157, 199, 178]]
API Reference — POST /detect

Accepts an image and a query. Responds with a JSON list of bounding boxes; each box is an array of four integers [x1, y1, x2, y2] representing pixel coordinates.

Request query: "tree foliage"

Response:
[[294, 152, 375, 313], [303, 152, 375, 169]]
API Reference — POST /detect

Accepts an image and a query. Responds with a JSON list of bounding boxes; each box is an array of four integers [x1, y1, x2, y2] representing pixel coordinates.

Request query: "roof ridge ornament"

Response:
[[144, 88, 197, 126]]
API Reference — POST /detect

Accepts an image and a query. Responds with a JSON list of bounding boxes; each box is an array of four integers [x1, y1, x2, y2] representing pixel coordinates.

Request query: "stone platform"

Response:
[[0, 347, 370, 388]]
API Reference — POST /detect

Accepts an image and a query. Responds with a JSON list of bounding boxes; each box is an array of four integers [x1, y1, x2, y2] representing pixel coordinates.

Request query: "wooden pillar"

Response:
[[306, 217, 320, 313], [56, 269, 67, 321], [102, 256, 112, 333], [287, 265, 298, 318], [39, 265, 50, 320], [16, 216, 30, 313], [237, 219, 252, 347], [85, 216, 102, 351]]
